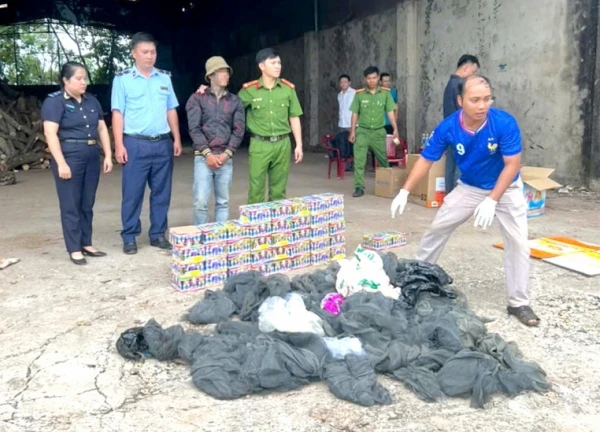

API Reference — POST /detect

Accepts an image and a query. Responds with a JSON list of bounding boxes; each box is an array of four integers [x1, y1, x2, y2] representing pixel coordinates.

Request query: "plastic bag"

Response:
[[335, 246, 400, 300], [258, 293, 325, 336], [321, 292, 345, 315], [323, 336, 365, 359]]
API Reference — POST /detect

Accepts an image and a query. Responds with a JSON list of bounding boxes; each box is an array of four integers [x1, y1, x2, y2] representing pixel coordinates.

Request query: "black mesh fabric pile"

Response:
[[116, 254, 550, 408]]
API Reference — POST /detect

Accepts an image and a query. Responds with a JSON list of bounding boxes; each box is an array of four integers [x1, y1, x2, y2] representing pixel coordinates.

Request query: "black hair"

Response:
[[457, 54, 480, 69], [131, 32, 156, 50], [380, 72, 391, 80], [339, 74, 351, 81], [458, 74, 492, 96], [363, 66, 379, 77], [256, 48, 279, 64], [59, 61, 87, 88]]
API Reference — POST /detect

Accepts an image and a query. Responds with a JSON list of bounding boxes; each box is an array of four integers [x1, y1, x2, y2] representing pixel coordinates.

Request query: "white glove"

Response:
[[473, 197, 497, 229], [391, 189, 410, 218]]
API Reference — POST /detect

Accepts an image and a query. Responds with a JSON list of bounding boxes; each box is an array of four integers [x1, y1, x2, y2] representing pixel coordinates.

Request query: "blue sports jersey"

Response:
[[421, 107, 521, 190]]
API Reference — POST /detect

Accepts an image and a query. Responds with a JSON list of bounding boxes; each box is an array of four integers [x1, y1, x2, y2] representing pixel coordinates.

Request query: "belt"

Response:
[[250, 133, 289, 143], [125, 133, 171, 142], [62, 139, 97, 145]]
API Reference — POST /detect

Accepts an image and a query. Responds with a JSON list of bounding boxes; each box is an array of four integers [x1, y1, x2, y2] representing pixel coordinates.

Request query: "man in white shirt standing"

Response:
[[337, 74, 355, 132], [334, 74, 355, 171]]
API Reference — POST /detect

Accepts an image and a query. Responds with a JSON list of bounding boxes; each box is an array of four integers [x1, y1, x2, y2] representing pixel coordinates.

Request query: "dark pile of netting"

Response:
[[116, 253, 550, 408]]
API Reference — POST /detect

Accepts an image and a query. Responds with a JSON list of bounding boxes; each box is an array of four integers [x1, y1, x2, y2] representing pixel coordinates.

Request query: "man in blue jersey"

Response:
[[390, 75, 539, 327]]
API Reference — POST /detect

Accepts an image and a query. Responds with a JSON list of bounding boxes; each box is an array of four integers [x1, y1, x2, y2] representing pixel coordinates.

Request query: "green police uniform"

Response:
[[350, 86, 396, 189], [238, 77, 303, 204]]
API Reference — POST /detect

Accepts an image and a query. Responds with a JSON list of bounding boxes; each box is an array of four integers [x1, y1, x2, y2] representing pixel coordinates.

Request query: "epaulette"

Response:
[[48, 91, 61, 98], [156, 68, 171, 76], [281, 78, 295, 89], [381, 86, 390, 91], [355, 88, 366, 94], [242, 80, 260, 89], [115, 68, 132, 77]]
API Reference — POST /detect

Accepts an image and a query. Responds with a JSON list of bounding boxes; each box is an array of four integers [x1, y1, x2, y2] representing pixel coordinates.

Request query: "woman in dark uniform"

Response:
[[41, 62, 113, 265]]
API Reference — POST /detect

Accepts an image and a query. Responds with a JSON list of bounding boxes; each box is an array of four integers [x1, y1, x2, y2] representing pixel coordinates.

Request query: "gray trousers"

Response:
[[416, 180, 530, 307]]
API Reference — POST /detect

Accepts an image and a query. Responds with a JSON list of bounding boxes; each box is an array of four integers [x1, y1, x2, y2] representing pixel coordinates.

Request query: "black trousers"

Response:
[[52, 143, 100, 253]]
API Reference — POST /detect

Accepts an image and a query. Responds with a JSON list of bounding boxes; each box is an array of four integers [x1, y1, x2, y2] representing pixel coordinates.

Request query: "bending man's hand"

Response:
[[391, 189, 409, 218]]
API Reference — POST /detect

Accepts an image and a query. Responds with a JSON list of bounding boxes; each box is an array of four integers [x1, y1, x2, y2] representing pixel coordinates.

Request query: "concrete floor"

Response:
[[1, 148, 599, 432]]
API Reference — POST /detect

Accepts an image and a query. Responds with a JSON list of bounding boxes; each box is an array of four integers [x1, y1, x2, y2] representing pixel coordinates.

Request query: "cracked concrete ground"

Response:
[[1, 149, 599, 432]]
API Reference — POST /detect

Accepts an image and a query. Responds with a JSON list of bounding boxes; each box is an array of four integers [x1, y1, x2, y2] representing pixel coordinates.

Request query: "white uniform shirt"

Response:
[[337, 87, 355, 128]]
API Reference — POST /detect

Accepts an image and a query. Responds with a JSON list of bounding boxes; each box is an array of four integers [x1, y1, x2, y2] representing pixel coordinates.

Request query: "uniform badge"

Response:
[[160, 86, 168, 91], [65, 103, 75, 112]]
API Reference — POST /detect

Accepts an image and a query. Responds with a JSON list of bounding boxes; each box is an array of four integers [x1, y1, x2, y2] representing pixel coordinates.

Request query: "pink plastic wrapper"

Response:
[[320, 292, 345, 315]]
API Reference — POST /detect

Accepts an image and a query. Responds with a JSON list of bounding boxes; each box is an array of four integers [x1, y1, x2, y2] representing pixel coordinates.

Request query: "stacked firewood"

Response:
[[0, 79, 51, 185]]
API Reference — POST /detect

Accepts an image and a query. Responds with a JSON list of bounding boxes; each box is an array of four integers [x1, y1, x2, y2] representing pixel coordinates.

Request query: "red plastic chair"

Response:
[[374, 135, 408, 169], [322, 134, 354, 179]]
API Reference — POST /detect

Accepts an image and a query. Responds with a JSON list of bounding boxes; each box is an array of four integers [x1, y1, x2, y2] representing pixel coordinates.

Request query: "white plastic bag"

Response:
[[258, 293, 325, 336], [323, 337, 365, 360], [335, 245, 400, 300]]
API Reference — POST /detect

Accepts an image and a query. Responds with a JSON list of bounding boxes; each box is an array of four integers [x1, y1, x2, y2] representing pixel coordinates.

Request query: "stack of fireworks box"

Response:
[[362, 231, 407, 251], [169, 193, 346, 292]]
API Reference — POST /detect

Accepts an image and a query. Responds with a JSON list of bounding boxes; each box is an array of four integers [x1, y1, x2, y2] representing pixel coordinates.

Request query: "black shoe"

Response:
[[150, 238, 172, 250], [82, 248, 107, 257], [353, 187, 364, 197], [123, 243, 138, 255], [70, 254, 87, 265]]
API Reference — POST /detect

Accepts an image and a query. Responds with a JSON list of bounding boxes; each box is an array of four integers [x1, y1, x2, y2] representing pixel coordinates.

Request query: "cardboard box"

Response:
[[521, 166, 562, 218], [374, 167, 407, 198], [406, 154, 446, 208]]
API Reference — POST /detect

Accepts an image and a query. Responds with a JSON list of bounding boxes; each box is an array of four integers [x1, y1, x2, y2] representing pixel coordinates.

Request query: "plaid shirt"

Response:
[[185, 90, 245, 157]]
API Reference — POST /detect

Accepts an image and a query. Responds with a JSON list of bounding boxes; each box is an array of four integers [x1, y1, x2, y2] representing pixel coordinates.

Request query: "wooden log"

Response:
[[0, 107, 36, 136], [0, 136, 16, 158], [5, 151, 46, 171]]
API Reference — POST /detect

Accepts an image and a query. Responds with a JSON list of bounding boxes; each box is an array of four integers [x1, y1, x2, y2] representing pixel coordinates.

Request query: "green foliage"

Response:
[[0, 19, 130, 85]]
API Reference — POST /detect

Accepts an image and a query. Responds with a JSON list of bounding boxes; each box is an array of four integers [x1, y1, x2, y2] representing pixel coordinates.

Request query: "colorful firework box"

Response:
[[254, 258, 293, 276], [227, 252, 255, 268], [171, 243, 227, 264], [205, 272, 228, 289], [311, 249, 331, 266], [319, 193, 344, 211], [171, 274, 206, 292], [330, 245, 346, 261], [311, 224, 330, 239], [268, 199, 295, 220], [292, 253, 312, 270], [329, 220, 346, 236], [362, 231, 407, 251], [239, 203, 272, 225], [228, 265, 253, 278], [226, 238, 254, 255], [310, 237, 330, 253], [330, 234, 346, 247]]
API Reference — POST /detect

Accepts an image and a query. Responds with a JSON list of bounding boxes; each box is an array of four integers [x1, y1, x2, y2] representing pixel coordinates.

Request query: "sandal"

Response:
[[507, 305, 540, 327]]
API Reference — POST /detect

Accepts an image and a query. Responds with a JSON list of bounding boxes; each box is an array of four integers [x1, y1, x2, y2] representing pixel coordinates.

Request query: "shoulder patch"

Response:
[[115, 68, 132, 77], [242, 80, 259, 89], [281, 78, 295, 89], [156, 68, 171, 77], [48, 91, 61, 98], [355, 88, 366, 94]]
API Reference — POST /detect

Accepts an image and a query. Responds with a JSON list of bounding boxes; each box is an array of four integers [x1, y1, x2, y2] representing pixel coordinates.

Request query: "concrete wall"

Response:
[[226, 0, 600, 186]]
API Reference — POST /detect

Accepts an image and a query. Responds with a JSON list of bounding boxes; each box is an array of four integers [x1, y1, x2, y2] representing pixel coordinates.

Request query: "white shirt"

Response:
[[337, 87, 355, 128]]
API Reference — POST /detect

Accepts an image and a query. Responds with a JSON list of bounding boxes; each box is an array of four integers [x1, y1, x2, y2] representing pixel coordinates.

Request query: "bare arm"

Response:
[[112, 110, 124, 149], [289, 117, 302, 148], [386, 111, 398, 134], [167, 109, 181, 142], [488, 154, 521, 201], [350, 113, 358, 131], [401, 156, 434, 192], [97, 120, 112, 160], [42, 121, 66, 166]]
